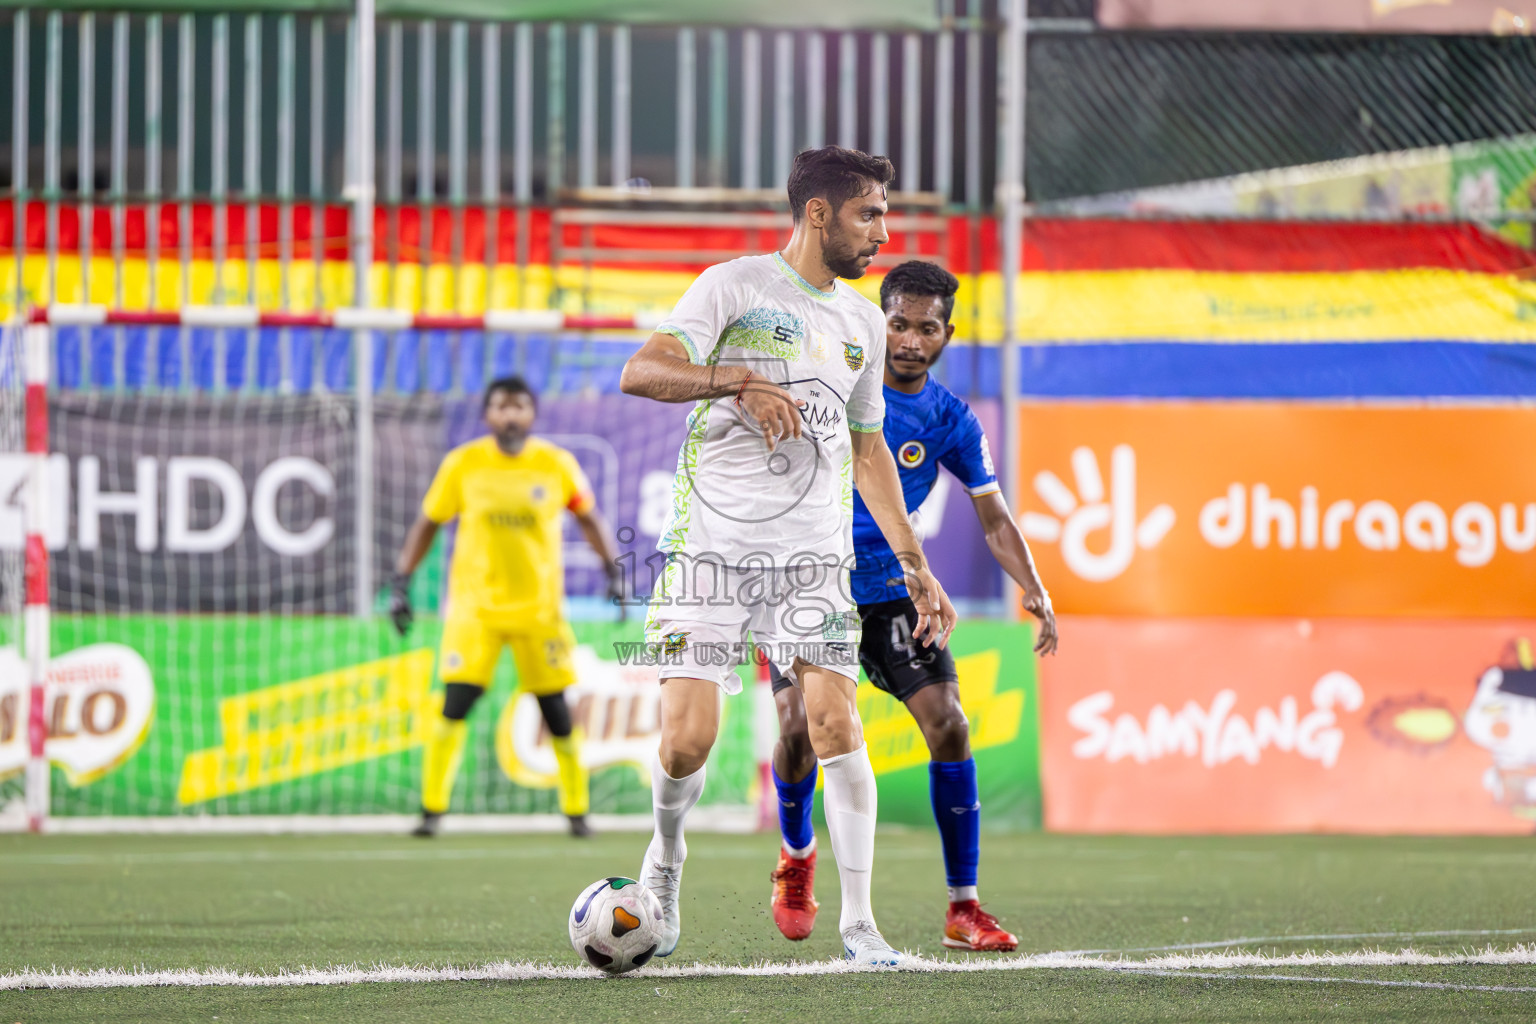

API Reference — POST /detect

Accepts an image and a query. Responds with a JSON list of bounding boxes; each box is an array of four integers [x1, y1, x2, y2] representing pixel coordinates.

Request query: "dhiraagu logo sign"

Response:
[[1016, 402, 1536, 617], [1019, 445, 1175, 583]]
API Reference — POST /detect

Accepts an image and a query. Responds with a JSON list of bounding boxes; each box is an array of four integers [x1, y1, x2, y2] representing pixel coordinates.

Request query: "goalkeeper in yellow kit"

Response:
[[389, 376, 624, 838]]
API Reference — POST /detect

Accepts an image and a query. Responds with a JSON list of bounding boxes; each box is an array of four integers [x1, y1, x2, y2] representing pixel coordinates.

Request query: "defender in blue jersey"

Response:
[[766, 261, 1058, 951]]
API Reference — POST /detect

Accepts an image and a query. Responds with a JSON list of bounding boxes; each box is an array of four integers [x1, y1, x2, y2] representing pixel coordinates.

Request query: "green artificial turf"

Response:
[[1, 830, 1534, 1022]]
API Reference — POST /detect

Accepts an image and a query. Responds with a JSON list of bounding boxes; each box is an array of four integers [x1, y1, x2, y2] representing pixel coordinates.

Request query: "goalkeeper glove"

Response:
[[389, 571, 414, 637]]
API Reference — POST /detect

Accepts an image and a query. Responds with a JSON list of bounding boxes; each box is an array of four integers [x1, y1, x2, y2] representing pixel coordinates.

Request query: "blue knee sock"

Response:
[[773, 763, 818, 852], [929, 759, 980, 890]]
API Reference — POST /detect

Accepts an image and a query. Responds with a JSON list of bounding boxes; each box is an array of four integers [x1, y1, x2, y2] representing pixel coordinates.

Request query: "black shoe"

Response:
[[412, 811, 442, 838], [567, 814, 594, 838]]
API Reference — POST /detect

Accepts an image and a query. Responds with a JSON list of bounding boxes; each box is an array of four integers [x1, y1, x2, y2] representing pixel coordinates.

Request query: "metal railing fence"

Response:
[[3, 7, 1004, 328]]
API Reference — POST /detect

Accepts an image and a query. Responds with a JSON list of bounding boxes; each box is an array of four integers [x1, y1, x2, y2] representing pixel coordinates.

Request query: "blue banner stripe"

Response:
[[48, 331, 1536, 400], [1017, 341, 1536, 399]]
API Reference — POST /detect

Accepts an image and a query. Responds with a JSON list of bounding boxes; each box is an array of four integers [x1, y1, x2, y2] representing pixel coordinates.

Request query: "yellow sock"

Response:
[[421, 717, 469, 815], [552, 731, 590, 817]]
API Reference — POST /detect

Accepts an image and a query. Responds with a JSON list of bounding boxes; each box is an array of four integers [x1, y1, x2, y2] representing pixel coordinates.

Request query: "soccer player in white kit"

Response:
[[619, 146, 958, 966]]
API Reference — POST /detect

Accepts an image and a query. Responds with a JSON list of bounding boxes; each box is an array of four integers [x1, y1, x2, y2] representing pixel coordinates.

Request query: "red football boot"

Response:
[[943, 900, 1019, 952], [769, 848, 820, 941]]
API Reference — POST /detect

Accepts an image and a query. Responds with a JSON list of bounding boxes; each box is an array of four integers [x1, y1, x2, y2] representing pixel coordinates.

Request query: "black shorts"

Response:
[[768, 596, 958, 702]]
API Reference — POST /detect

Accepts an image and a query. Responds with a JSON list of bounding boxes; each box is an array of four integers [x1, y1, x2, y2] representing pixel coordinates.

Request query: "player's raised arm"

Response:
[[850, 429, 957, 647]]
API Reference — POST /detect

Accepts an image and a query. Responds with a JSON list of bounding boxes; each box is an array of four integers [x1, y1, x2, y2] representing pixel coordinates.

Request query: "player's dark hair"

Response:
[[880, 260, 960, 323], [786, 146, 895, 223], [483, 375, 537, 411]]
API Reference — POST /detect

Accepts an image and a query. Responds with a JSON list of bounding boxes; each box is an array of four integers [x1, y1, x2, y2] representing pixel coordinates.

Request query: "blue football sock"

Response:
[[929, 759, 980, 890], [773, 763, 818, 852]]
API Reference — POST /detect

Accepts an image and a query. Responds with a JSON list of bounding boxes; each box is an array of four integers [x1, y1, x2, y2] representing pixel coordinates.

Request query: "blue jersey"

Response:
[[851, 377, 999, 605]]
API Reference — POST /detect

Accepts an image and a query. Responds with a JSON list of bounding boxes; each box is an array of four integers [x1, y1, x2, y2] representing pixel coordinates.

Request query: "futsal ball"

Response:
[[568, 876, 665, 975]]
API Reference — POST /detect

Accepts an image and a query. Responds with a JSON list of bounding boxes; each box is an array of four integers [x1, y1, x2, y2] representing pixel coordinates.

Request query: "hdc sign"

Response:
[[0, 454, 335, 556], [1016, 403, 1536, 617]]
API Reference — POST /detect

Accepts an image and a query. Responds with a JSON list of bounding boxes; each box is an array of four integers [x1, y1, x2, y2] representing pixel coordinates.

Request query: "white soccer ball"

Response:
[[568, 876, 665, 975]]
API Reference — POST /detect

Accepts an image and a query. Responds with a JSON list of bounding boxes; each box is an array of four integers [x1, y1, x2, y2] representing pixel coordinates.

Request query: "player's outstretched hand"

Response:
[[737, 377, 806, 452], [1023, 583, 1058, 656], [908, 566, 957, 649], [388, 571, 413, 637]]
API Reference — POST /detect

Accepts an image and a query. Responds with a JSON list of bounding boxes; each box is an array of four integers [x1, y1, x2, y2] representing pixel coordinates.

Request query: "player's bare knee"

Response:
[[804, 703, 862, 760], [774, 733, 817, 781], [919, 695, 971, 762], [659, 717, 717, 778], [659, 736, 712, 779], [773, 694, 816, 777]]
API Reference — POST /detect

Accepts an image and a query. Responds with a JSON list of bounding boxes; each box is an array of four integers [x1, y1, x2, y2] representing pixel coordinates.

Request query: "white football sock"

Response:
[[784, 837, 816, 860], [649, 758, 705, 865], [820, 744, 878, 934], [948, 885, 979, 904]]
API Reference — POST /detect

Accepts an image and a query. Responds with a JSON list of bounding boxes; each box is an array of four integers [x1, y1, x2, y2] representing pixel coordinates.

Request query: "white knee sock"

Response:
[[820, 744, 878, 934], [649, 758, 706, 865]]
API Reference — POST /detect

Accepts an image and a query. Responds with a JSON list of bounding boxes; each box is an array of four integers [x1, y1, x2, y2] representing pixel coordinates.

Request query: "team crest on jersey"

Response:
[[662, 631, 690, 655], [530, 484, 547, 502], [843, 340, 864, 371], [897, 441, 927, 468]]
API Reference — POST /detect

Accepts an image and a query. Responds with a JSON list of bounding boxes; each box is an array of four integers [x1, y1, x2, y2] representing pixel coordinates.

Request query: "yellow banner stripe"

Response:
[[7, 257, 1535, 342]]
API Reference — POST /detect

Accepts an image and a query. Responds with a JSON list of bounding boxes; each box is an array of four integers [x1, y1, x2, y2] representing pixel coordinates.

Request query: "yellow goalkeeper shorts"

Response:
[[438, 615, 578, 696]]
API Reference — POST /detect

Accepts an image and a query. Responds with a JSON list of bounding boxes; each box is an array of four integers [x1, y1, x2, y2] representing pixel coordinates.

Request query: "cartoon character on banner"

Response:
[[1464, 639, 1536, 820]]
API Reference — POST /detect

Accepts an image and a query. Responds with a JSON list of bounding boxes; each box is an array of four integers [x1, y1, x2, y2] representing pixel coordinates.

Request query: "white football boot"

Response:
[[639, 838, 684, 957], [841, 920, 904, 967]]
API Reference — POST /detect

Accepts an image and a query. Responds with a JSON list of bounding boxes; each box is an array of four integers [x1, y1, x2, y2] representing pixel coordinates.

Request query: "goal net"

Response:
[[0, 322, 24, 814], [14, 322, 761, 829]]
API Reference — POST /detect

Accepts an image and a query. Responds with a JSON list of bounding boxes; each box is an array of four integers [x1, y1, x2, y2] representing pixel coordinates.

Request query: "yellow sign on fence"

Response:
[[177, 649, 436, 804]]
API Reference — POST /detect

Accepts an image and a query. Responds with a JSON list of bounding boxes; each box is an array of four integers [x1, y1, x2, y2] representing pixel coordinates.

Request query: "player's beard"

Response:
[[822, 227, 879, 280], [886, 348, 930, 385], [493, 423, 529, 453]]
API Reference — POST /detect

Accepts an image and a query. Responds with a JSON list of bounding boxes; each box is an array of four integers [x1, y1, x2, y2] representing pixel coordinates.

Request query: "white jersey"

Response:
[[653, 252, 888, 568]]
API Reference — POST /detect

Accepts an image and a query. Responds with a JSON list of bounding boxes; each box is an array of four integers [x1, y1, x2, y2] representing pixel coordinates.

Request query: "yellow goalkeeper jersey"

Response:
[[422, 435, 595, 626]]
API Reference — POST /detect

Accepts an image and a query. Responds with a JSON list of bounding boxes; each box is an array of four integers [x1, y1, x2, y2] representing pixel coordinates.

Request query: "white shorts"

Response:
[[643, 557, 861, 694]]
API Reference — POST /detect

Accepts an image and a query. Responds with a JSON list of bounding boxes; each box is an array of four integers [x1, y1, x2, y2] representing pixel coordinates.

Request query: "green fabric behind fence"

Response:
[[0, 617, 1041, 829]]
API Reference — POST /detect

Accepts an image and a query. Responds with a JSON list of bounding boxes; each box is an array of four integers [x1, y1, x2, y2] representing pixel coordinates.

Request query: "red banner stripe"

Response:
[[5, 201, 1533, 274]]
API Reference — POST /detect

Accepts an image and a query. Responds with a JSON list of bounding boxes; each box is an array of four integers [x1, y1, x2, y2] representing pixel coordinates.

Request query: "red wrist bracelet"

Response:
[[734, 370, 753, 406]]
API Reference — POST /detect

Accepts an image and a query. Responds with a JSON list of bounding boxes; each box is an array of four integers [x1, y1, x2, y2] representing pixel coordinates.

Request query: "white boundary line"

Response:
[[4, 947, 1536, 991], [10, 811, 756, 836], [1126, 970, 1536, 994], [0, 845, 936, 867], [1065, 927, 1536, 955]]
